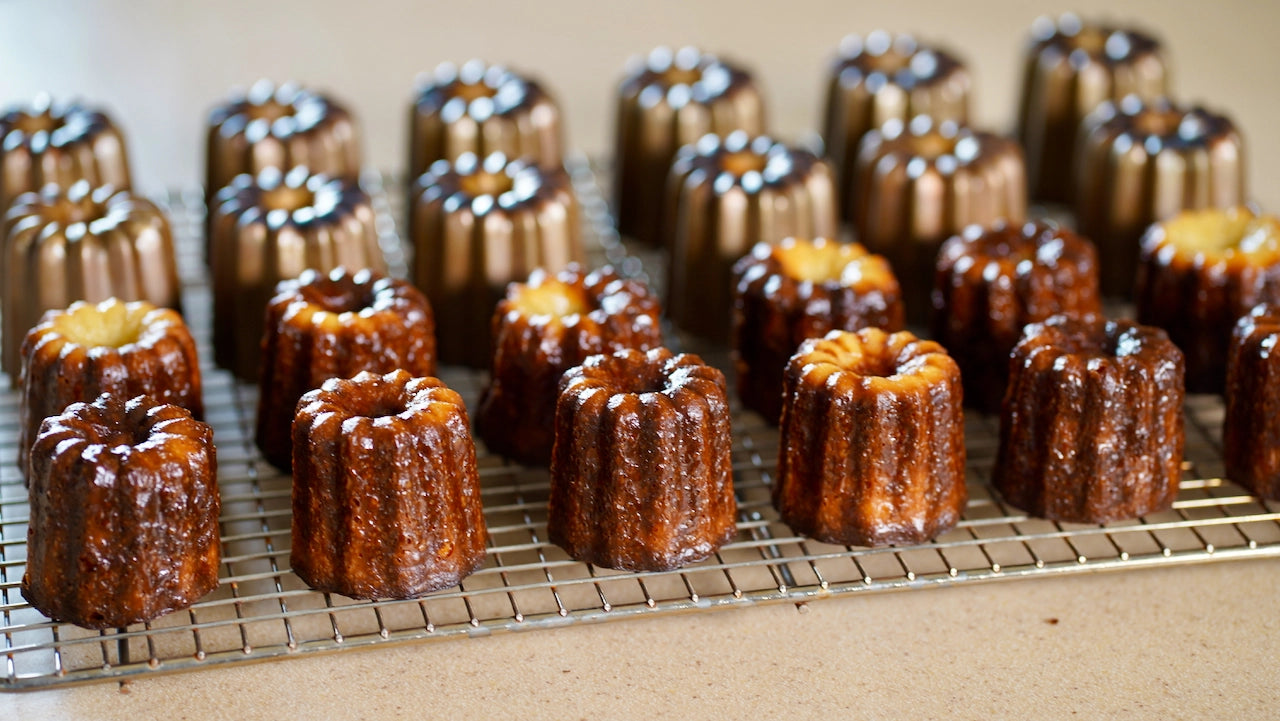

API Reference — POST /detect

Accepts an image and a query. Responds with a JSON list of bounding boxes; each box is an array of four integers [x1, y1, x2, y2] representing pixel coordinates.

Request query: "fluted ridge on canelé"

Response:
[[732, 237, 904, 423], [548, 348, 736, 571], [1135, 207, 1280, 393], [933, 220, 1102, 412], [291, 370, 487, 599], [19, 299, 203, 477], [22, 394, 219, 629], [255, 267, 437, 471], [994, 315, 1184, 523], [1224, 305, 1280, 501], [774, 328, 966, 546], [2, 182, 181, 381], [476, 265, 662, 466]]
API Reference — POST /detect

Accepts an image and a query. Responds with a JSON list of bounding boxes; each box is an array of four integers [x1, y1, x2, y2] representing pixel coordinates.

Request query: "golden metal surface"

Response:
[[209, 167, 385, 381], [407, 60, 563, 182], [0, 95, 132, 220], [409, 152, 582, 368], [852, 117, 1027, 324], [1016, 13, 1166, 204], [1076, 96, 1245, 297], [204, 80, 362, 213], [667, 132, 838, 341], [613, 47, 765, 248], [1, 182, 179, 379], [822, 31, 970, 222]]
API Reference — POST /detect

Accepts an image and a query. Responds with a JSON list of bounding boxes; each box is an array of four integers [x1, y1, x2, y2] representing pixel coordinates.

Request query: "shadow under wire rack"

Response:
[[0, 154, 1277, 690]]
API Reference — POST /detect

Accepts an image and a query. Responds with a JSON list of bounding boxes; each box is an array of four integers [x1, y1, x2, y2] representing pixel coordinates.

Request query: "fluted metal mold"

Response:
[[994, 315, 1185, 523], [822, 31, 970, 222], [209, 167, 385, 381], [409, 151, 582, 368], [1225, 305, 1280, 501], [1016, 13, 1167, 203], [0, 95, 131, 219], [2, 182, 180, 380], [668, 131, 838, 342], [852, 117, 1027, 324], [774, 328, 967, 547], [614, 46, 766, 247], [205, 80, 362, 243], [408, 60, 563, 182], [1135, 207, 1280, 393], [932, 220, 1101, 412], [1076, 96, 1245, 298]]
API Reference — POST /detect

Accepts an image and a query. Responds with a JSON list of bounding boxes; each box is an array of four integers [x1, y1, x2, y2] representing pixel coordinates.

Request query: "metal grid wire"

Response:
[[2, 155, 1279, 691]]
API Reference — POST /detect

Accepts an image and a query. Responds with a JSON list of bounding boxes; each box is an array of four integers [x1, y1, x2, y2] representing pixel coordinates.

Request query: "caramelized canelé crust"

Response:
[[995, 315, 1184, 523], [1136, 207, 1280, 393], [548, 348, 737, 571], [291, 370, 487, 599], [19, 299, 203, 475], [476, 265, 662, 466], [1224, 305, 1280, 500], [933, 220, 1102, 411], [774, 329, 966, 546], [733, 237, 904, 423], [256, 267, 437, 470], [22, 394, 219, 629]]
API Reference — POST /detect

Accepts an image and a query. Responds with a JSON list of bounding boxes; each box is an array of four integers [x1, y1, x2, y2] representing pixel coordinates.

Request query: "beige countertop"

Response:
[[10, 559, 1277, 719], [4, 0, 1279, 718]]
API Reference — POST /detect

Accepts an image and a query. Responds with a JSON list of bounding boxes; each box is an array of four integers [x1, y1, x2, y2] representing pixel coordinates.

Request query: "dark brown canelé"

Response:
[[995, 315, 1185, 523], [822, 31, 970, 221], [476, 265, 662, 466], [2, 181, 182, 383], [256, 267, 437, 471], [1135, 207, 1280, 393], [548, 347, 737, 571], [732, 237, 903, 423], [22, 393, 220, 629], [18, 299, 203, 476], [1224, 304, 1280, 500], [409, 151, 582, 367], [614, 46, 765, 248], [210, 166, 386, 381], [291, 370, 487, 599], [774, 328, 966, 546], [667, 131, 839, 341], [1076, 96, 1245, 297], [933, 220, 1102, 412]]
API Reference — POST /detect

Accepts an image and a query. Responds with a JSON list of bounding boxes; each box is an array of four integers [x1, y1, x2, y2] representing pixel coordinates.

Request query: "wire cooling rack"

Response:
[[1, 156, 1278, 691]]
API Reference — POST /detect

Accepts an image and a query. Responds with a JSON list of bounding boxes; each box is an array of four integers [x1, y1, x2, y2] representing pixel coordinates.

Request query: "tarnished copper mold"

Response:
[[1016, 13, 1166, 203], [209, 166, 384, 381], [614, 46, 765, 248], [666, 131, 837, 341], [822, 31, 970, 222], [409, 151, 582, 368]]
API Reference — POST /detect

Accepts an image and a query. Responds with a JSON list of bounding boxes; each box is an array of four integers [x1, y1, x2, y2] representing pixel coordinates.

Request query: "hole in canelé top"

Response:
[[299, 278, 378, 314], [52, 300, 150, 349]]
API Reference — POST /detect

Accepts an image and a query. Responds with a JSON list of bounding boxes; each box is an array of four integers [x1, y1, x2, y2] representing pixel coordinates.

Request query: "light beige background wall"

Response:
[[1, 0, 1275, 205]]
